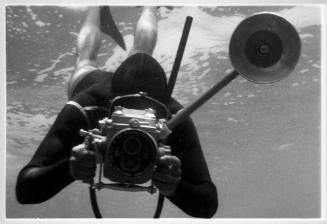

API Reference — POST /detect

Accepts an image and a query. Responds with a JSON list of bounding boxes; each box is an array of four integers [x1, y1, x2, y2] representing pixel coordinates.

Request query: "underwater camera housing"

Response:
[[79, 13, 301, 218], [80, 92, 172, 193]]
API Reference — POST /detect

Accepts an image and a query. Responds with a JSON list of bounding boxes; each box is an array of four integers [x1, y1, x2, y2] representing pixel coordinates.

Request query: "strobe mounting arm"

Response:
[[167, 70, 239, 130]]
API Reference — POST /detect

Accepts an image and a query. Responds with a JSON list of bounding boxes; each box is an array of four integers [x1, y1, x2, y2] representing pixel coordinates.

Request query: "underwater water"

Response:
[[6, 6, 322, 218]]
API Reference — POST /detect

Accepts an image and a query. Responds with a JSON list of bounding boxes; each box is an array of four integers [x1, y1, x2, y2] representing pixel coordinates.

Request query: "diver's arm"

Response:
[[16, 105, 87, 204], [169, 179, 217, 218], [167, 117, 218, 218], [16, 158, 73, 204]]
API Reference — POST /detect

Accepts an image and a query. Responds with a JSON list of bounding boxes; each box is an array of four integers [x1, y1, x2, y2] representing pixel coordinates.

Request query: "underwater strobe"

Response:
[[80, 12, 301, 218]]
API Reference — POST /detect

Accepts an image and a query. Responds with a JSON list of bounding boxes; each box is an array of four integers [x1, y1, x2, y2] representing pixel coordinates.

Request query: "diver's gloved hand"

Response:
[[153, 155, 182, 196], [69, 136, 96, 183]]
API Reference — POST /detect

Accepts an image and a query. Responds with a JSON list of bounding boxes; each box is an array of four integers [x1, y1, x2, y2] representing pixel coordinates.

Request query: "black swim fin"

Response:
[[100, 6, 126, 51]]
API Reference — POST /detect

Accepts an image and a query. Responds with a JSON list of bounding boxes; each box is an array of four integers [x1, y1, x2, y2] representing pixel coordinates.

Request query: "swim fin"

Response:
[[100, 6, 126, 51]]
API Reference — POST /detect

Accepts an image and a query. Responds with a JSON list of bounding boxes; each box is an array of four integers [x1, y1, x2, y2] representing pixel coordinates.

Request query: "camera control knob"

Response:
[[99, 118, 112, 128], [129, 118, 140, 128]]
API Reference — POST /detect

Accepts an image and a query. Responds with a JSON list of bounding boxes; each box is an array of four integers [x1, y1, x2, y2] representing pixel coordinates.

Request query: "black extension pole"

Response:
[[153, 17, 192, 218], [167, 16, 193, 97]]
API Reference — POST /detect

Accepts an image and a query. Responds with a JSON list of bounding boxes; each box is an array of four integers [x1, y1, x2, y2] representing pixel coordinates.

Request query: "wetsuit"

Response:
[[15, 54, 218, 218]]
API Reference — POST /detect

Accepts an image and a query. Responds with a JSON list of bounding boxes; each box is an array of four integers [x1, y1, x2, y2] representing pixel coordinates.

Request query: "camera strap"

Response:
[[66, 101, 110, 128], [66, 101, 92, 128]]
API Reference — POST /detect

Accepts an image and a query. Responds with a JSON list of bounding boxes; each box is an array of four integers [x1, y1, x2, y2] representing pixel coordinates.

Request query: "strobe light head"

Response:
[[229, 12, 301, 83]]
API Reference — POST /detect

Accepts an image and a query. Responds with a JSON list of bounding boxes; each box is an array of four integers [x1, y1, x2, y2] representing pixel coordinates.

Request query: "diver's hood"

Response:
[[112, 53, 169, 103]]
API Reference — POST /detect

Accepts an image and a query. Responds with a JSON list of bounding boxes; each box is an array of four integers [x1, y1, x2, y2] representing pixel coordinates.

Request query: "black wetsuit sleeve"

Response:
[[15, 104, 88, 204], [167, 117, 218, 218]]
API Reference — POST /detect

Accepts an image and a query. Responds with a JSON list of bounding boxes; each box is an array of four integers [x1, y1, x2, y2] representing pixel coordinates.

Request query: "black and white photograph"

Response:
[[4, 0, 326, 221]]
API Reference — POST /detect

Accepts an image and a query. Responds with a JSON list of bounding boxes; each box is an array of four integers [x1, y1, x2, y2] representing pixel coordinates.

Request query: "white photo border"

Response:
[[1, 0, 326, 224]]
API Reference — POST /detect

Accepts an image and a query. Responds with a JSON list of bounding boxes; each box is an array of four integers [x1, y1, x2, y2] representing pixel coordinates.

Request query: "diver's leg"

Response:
[[67, 7, 102, 99], [128, 6, 158, 56]]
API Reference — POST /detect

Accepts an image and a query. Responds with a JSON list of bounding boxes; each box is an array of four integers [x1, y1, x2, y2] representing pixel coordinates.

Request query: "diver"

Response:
[[15, 6, 218, 218]]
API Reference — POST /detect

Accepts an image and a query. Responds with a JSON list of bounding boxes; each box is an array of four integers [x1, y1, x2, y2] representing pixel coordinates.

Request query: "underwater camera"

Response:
[[80, 92, 172, 193], [79, 13, 301, 218]]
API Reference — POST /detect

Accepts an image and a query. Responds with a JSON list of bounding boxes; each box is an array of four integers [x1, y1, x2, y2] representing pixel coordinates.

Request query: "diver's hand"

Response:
[[153, 155, 182, 196], [69, 136, 96, 183]]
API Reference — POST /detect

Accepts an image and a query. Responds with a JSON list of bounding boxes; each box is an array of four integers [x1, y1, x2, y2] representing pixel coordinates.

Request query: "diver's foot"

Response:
[[100, 6, 126, 50]]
